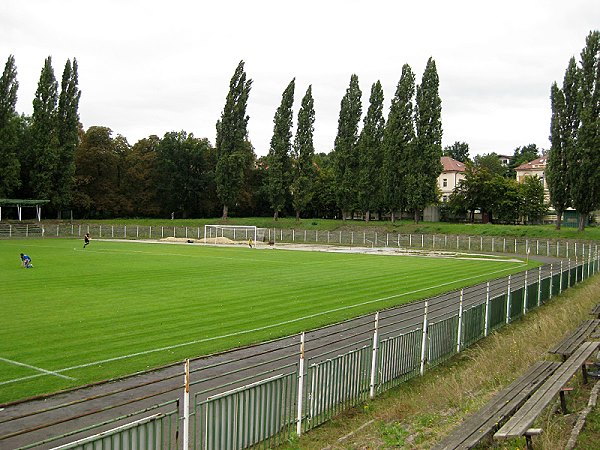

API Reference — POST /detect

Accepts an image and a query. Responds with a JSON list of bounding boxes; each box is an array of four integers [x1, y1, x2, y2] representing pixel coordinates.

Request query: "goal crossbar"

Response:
[[204, 225, 259, 246]]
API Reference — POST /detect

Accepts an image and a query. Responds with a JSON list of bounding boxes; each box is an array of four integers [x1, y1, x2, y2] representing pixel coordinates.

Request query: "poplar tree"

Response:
[[332, 74, 362, 219], [29, 56, 59, 203], [0, 55, 21, 197], [215, 60, 252, 219], [357, 81, 385, 221], [291, 85, 316, 220], [570, 31, 600, 231], [266, 78, 295, 219], [55, 58, 81, 215], [547, 82, 571, 229], [382, 64, 415, 222], [408, 57, 443, 222]]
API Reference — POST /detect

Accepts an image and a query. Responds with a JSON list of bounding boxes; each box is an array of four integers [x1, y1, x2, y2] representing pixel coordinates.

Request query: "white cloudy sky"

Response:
[[2, 0, 599, 157]]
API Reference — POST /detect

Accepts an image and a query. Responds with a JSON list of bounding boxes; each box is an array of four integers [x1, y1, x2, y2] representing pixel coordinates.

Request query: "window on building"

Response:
[[442, 195, 448, 203], [442, 178, 448, 187]]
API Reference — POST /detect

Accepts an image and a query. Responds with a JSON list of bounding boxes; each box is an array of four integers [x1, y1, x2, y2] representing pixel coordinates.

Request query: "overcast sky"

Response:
[[2, 0, 599, 157]]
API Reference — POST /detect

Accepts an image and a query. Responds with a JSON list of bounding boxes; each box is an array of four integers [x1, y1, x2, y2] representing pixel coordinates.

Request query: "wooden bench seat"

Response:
[[494, 341, 600, 445], [590, 303, 600, 319], [432, 361, 560, 450], [548, 319, 599, 361]]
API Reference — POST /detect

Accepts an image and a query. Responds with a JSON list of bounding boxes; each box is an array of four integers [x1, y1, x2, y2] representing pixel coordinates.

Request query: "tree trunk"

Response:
[[391, 211, 396, 223], [414, 209, 420, 224], [365, 211, 370, 222], [222, 204, 228, 220], [273, 210, 279, 221], [578, 213, 586, 232], [555, 211, 562, 230], [296, 210, 300, 221]]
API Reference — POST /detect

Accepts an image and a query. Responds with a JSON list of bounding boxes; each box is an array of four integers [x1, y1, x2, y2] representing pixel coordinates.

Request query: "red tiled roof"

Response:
[[441, 156, 466, 172], [516, 156, 547, 171]]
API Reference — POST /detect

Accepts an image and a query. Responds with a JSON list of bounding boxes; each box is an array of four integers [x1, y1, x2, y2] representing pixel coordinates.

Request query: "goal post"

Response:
[[203, 225, 262, 246]]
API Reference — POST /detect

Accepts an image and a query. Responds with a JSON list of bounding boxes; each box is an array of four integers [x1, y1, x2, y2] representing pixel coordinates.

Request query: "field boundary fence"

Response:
[[0, 223, 597, 260], [0, 231, 599, 449]]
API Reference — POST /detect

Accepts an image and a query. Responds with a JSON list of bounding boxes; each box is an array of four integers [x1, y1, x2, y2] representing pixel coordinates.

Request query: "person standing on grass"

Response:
[[20, 253, 32, 268], [83, 233, 91, 248]]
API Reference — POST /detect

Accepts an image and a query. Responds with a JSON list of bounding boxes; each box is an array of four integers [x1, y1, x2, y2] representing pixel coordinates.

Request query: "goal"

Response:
[[203, 225, 263, 246]]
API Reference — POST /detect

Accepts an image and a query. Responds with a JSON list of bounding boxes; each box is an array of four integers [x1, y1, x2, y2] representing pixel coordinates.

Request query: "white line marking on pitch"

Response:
[[1, 264, 522, 386], [0, 357, 76, 381]]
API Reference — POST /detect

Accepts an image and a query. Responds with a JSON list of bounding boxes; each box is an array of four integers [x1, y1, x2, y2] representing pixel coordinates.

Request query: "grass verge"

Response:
[[281, 273, 600, 449]]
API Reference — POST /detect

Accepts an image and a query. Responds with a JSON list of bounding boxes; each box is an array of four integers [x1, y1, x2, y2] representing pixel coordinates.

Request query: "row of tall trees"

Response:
[[0, 55, 80, 216], [0, 55, 472, 224], [547, 30, 600, 231], [330, 59, 443, 223]]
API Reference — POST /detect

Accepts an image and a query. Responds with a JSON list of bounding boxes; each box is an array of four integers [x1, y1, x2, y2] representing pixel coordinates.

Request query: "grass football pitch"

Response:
[[0, 238, 537, 403]]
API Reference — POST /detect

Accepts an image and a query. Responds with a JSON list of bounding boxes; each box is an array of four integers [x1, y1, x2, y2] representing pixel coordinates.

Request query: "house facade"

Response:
[[514, 156, 549, 201], [438, 156, 466, 203]]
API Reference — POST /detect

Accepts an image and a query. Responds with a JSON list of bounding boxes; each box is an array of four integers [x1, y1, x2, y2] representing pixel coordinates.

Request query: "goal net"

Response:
[[203, 225, 264, 246]]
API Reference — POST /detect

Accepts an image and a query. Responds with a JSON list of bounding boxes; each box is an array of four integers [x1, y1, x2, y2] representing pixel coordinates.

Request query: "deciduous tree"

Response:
[[0, 55, 21, 197], [382, 65, 415, 222], [215, 60, 252, 219], [443, 141, 469, 163], [408, 57, 443, 222], [29, 56, 59, 203], [291, 85, 316, 221], [54, 58, 81, 216], [266, 79, 295, 219], [357, 81, 384, 221], [332, 74, 362, 219]]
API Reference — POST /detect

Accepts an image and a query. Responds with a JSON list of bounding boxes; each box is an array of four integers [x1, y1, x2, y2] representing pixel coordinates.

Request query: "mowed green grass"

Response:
[[0, 238, 537, 403]]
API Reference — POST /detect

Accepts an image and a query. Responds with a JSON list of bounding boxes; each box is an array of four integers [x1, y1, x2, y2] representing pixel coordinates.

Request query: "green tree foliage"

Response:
[[266, 78, 295, 219], [74, 127, 129, 217], [408, 57, 443, 222], [569, 31, 600, 231], [54, 58, 81, 215], [443, 141, 469, 163], [291, 85, 316, 220], [382, 65, 415, 222], [309, 153, 337, 219], [507, 144, 540, 178], [124, 135, 161, 217], [520, 175, 548, 224], [156, 131, 214, 218], [357, 81, 385, 221], [332, 74, 362, 219], [472, 152, 506, 177], [0, 55, 21, 197], [29, 56, 60, 202], [215, 60, 253, 219], [547, 82, 571, 229]]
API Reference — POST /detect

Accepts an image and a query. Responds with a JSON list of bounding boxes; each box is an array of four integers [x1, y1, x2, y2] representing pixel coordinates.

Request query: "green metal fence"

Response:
[[377, 329, 422, 392], [193, 372, 297, 450], [305, 346, 371, 430]]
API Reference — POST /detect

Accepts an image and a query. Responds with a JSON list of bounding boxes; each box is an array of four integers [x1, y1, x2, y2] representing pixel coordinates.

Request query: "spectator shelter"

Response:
[[0, 199, 50, 222]]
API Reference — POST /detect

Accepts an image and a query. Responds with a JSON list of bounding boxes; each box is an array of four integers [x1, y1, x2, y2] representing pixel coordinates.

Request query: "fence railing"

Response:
[[0, 234, 598, 450], [0, 223, 597, 260]]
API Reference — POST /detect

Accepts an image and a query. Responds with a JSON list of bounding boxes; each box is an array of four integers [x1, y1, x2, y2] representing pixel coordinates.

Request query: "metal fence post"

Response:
[[560, 260, 563, 293], [523, 271, 528, 315], [506, 275, 511, 324], [537, 267, 542, 306], [549, 264, 553, 299], [484, 282, 490, 337], [420, 302, 429, 376], [183, 359, 190, 450], [457, 290, 464, 353], [297, 332, 305, 437], [369, 312, 379, 398], [568, 259, 571, 287]]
